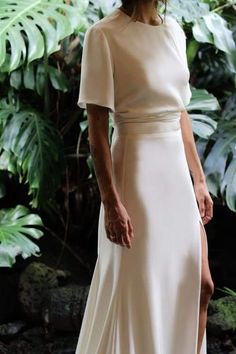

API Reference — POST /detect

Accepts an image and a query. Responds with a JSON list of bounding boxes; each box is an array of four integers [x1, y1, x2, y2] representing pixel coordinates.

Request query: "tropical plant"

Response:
[[0, 205, 44, 267], [157, 0, 236, 211], [210, 286, 236, 332], [0, 94, 65, 208], [0, 0, 236, 267], [0, 0, 87, 267]]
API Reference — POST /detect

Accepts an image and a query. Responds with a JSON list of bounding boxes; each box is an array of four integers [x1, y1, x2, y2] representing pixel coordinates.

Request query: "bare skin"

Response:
[[119, 2, 163, 26], [180, 110, 215, 354]]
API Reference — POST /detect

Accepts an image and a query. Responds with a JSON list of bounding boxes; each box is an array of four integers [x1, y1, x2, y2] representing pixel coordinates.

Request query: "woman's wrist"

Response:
[[190, 169, 206, 185], [101, 187, 121, 208]]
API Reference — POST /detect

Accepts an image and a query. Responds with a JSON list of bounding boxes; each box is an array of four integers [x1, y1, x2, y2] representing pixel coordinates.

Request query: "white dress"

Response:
[[76, 7, 208, 354]]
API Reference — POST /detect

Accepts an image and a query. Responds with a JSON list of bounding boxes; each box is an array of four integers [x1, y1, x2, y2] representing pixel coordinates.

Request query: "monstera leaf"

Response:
[[190, 114, 217, 139], [10, 62, 69, 94], [187, 86, 220, 111], [167, 1, 236, 71], [0, 96, 65, 208], [192, 12, 236, 53], [186, 87, 219, 139], [167, 0, 209, 22], [0, 205, 44, 267], [204, 121, 236, 212], [0, 0, 88, 72], [91, 0, 120, 14]]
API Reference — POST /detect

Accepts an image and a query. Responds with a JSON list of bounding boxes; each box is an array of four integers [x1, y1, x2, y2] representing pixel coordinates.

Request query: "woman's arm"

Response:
[[86, 103, 134, 248], [180, 110, 213, 225]]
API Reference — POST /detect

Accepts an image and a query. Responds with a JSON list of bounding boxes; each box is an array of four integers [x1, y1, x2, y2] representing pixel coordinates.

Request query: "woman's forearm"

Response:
[[86, 104, 134, 248], [180, 110, 206, 184], [87, 104, 120, 206]]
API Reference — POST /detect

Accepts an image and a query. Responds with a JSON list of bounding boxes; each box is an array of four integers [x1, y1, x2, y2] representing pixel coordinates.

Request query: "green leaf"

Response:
[[167, 0, 209, 22], [0, 150, 18, 175], [187, 87, 220, 111], [0, 0, 84, 72], [79, 120, 88, 132], [192, 17, 214, 44], [0, 205, 44, 267], [36, 63, 46, 96], [21, 17, 44, 63], [203, 12, 236, 54], [222, 158, 236, 212], [0, 100, 65, 207], [190, 114, 217, 139], [10, 69, 22, 90], [23, 64, 35, 90], [71, 0, 89, 13], [48, 66, 69, 92], [204, 130, 236, 204], [12, 63, 69, 93]]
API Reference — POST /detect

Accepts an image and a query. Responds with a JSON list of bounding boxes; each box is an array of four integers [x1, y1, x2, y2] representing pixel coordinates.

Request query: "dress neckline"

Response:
[[115, 8, 166, 29]]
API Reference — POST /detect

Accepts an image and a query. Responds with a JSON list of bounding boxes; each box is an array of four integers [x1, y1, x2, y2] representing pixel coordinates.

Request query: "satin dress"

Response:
[[75, 7, 208, 354]]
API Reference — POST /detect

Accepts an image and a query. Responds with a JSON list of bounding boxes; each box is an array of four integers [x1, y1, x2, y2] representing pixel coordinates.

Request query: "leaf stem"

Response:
[[213, 1, 236, 13], [43, 33, 50, 120]]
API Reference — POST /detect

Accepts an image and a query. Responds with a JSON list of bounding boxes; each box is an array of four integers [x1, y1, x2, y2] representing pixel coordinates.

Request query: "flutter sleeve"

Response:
[[77, 25, 115, 112]]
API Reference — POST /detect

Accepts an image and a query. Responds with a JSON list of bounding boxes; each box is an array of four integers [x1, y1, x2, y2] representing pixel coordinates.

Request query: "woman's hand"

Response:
[[194, 181, 213, 225], [104, 200, 134, 248]]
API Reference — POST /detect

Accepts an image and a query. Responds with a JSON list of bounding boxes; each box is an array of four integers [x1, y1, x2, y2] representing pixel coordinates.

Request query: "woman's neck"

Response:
[[120, 2, 161, 26]]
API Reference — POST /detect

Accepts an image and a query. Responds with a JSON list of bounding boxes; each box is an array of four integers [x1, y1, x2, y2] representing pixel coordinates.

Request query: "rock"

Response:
[[208, 296, 236, 336], [0, 341, 8, 354], [18, 262, 70, 321], [207, 335, 236, 354], [8, 339, 33, 353], [0, 320, 28, 340], [207, 336, 227, 354], [42, 285, 89, 332], [36, 336, 78, 354], [0, 268, 22, 323], [20, 326, 47, 346]]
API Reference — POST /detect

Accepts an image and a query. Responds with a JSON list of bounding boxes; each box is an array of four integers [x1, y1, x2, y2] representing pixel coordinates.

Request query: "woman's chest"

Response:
[[111, 28, 189, 93]]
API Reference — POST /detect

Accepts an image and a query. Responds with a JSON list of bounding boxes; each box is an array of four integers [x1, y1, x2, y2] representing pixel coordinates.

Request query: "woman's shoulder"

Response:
[[165, 15, 187, 39], [87, 8, 124, 35]]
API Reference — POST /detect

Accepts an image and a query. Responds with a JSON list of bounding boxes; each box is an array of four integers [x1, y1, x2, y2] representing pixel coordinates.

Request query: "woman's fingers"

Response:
[[109, 222, 133, 248], [128, 218, 135, 239], [198, 197, 206, 218], [121, 232, 131, 248], [120, 221, 132, 248], [203, 196, 213, 225], [205, 196, 213, 218], [104, 204, 134, 248]]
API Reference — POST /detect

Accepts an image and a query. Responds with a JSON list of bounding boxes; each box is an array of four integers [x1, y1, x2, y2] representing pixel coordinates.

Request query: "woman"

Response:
[[75, 1, 215, 353]]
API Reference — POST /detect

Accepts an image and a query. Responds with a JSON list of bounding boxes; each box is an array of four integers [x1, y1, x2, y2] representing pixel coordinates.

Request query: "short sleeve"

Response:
[[172, 19, 192, 107], [181, 31, 192, 107], [77, 26, 115, 112]]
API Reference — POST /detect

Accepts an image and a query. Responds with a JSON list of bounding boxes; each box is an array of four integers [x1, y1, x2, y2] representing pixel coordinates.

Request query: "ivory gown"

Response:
[[76, 7, 208, 354]]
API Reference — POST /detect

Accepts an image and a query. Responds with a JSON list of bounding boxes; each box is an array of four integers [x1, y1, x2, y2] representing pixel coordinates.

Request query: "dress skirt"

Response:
[[75, 111, 208, 354]]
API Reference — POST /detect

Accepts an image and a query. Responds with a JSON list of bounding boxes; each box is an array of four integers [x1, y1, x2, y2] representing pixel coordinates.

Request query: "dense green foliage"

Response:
[[0, 0, 235, 266]]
